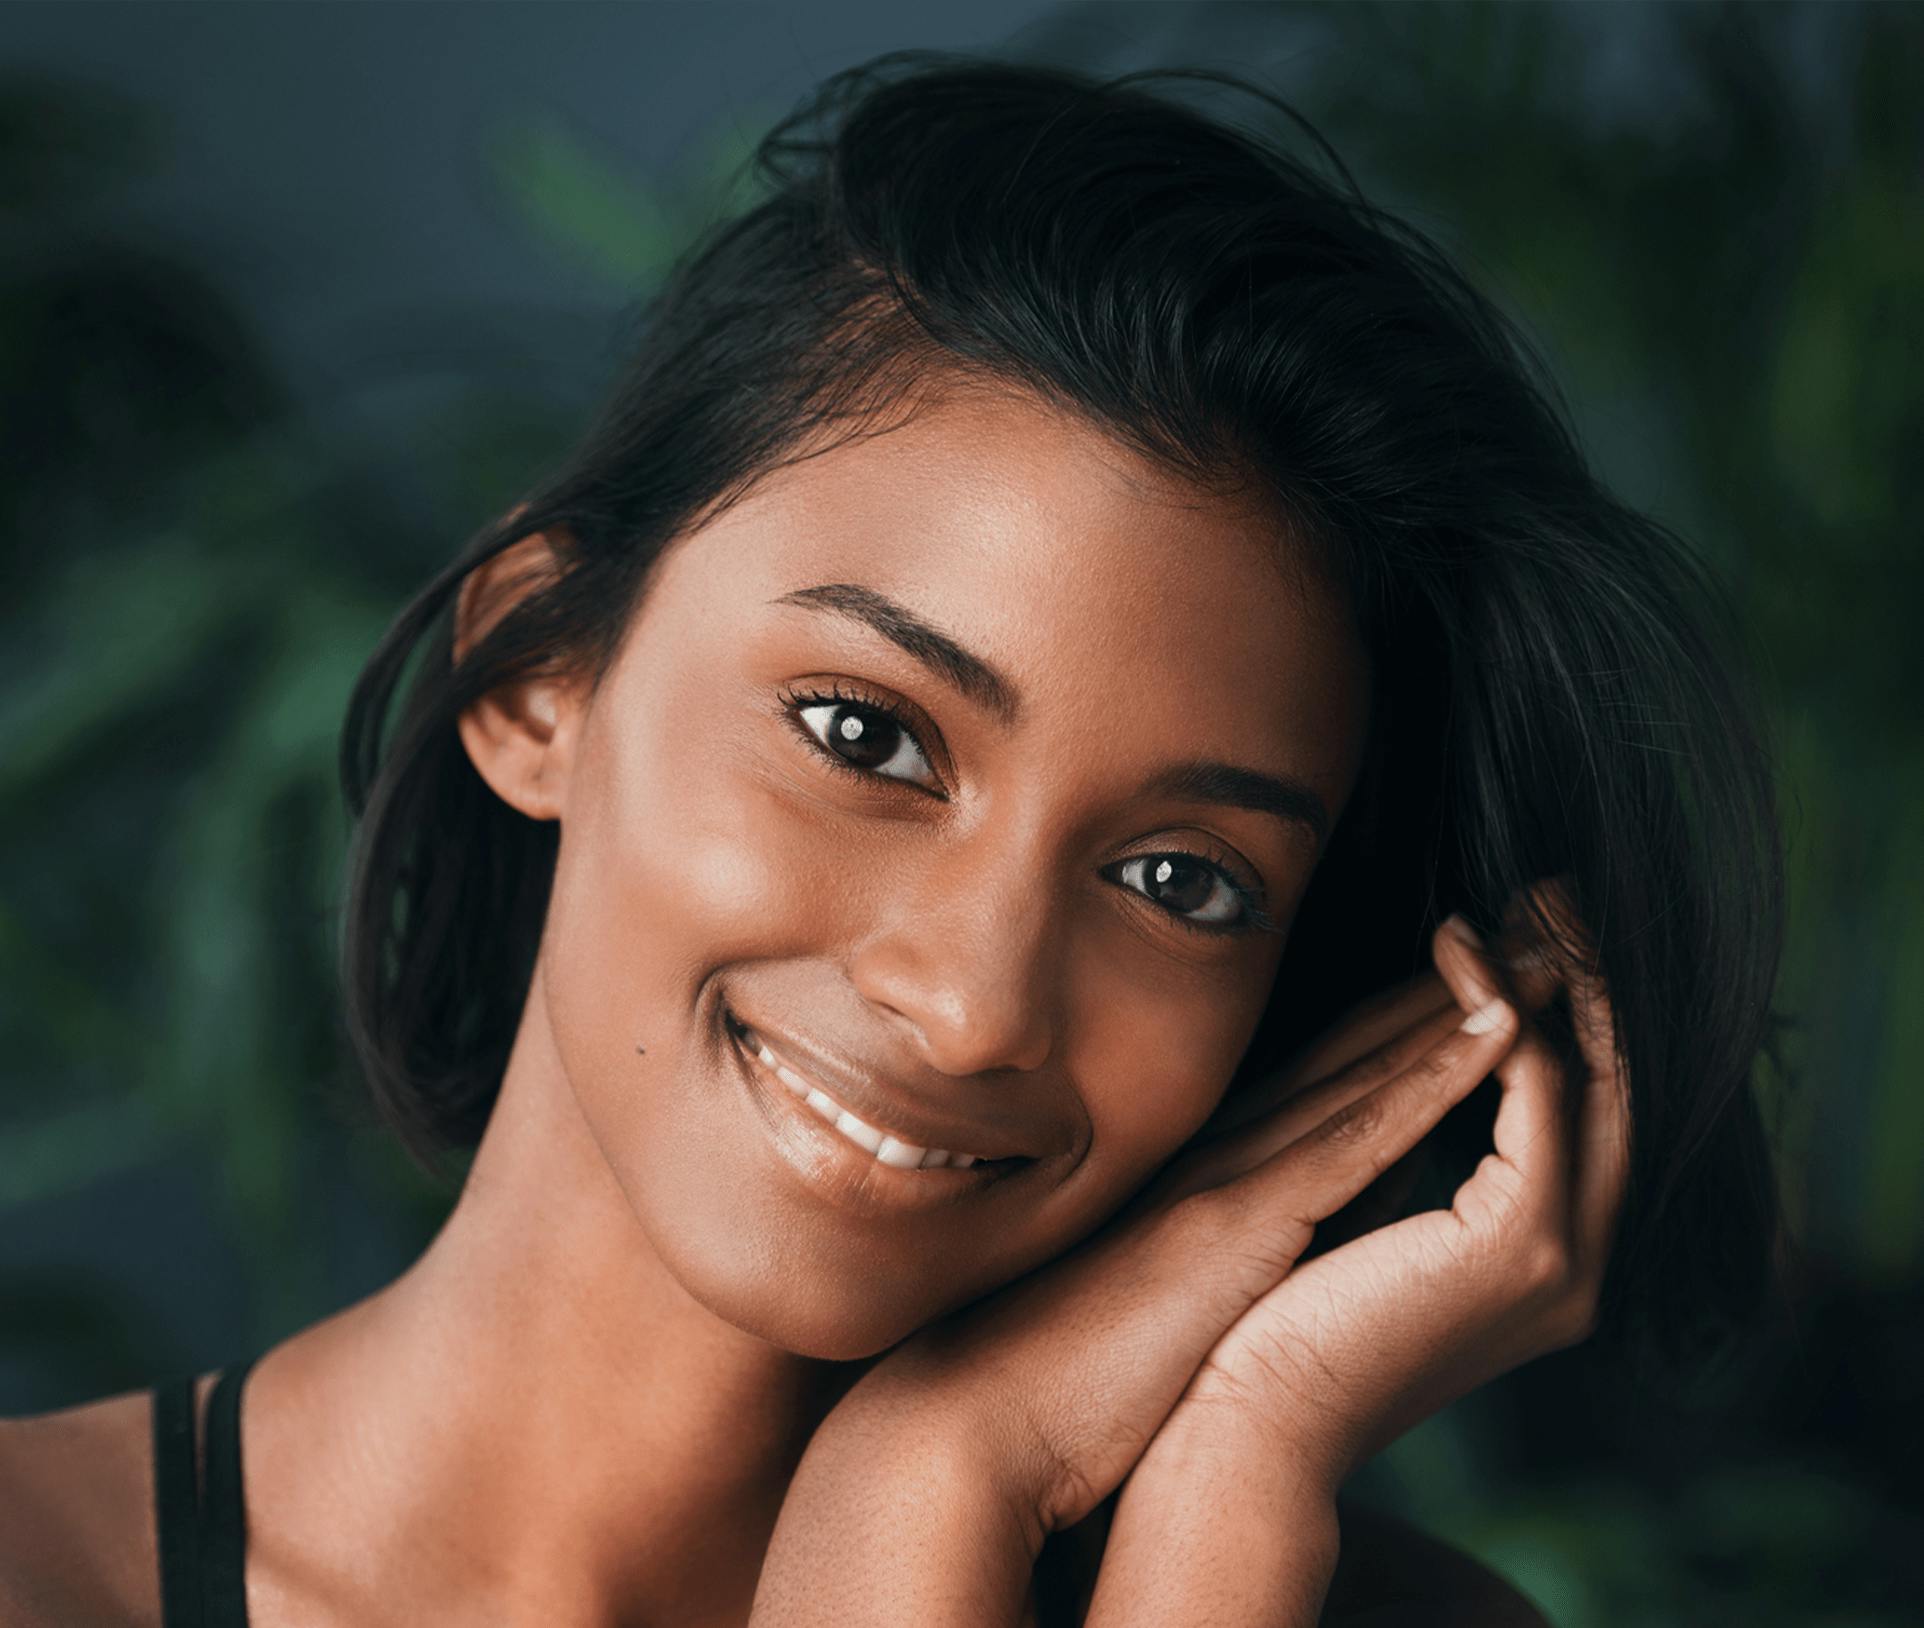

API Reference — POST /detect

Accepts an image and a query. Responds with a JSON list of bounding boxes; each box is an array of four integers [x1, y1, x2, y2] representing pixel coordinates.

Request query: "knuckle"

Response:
[[1160, 1185, 1306, 1286], [1324, 1040, 1405, 1098], [1321, 1090, 1389, 1149], [1026, 1412, 1112, 1533], [1519, 1232, 1577, 1301], [1154, 1184, 1243, 1251], [1409, 1043, 1463, 1089], [997, 1388, 1108, 1533]]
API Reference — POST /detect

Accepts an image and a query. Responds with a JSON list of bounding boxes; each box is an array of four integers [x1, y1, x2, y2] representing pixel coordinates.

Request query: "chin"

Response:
[[594, 1011, 1061, 1362], [647, 1218, 958, 1361]]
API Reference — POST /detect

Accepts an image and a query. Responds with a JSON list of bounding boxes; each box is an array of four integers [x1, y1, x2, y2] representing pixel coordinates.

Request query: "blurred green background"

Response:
[[2, 3, 1918, 1623]]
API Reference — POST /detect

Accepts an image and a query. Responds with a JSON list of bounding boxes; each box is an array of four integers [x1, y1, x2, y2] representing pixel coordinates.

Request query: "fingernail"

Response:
[[1442, 914, 1509, 1031], [1460, 998, 1513, 1035]]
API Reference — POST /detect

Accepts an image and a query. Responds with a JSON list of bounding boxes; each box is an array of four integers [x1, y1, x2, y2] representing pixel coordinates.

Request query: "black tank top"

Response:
[[150, 1356, 257, 1628]]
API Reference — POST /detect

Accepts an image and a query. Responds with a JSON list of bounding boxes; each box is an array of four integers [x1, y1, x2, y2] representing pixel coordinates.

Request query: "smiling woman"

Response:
[[443, 380, 1371, 1364], [0, 47, 1784, 1628]]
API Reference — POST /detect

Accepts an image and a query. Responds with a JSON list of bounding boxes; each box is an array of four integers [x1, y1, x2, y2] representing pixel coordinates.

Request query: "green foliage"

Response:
[[485, 105, 772, 287]]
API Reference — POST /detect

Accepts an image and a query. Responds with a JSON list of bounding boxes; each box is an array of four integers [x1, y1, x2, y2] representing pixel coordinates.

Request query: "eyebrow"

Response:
[[1139, 760, 1329, 849], [769, 581, 1331, 847], [771, 582, 1022, 725]]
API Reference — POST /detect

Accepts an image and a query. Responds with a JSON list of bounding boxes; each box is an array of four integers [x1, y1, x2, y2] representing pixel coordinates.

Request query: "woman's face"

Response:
[[489, 386, 1371, 1359]]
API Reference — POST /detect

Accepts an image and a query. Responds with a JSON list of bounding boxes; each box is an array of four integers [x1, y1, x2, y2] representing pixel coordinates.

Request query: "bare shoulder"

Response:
[[1323, 1497, 1552, 1627], [0, 1385, 175, 1628]]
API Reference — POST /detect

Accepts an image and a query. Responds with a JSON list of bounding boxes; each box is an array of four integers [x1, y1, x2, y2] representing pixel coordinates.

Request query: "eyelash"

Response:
[[773, 681, 1282, 940]]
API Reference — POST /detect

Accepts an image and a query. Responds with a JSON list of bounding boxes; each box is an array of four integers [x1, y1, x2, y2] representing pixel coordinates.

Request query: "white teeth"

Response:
[[833, 1109, 885, 1154], [875, 1136, 926, 1169], [736, 1024, 991, 1172]]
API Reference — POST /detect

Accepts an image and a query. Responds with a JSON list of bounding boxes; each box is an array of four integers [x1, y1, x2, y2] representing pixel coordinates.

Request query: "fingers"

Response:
[[1265, 970, 1461, 1097], [1227, 965, 1518, 1231], [1435, 913, 1574, 1235], [1173, 998, 1467, 1197], [1198, 971, 1459, 1146], [1173, 875, 1626, 1308], [1162, 913, 1525, 1209], [1496, 877, 1631, 1261], [1204, 907, 1563, 1153]]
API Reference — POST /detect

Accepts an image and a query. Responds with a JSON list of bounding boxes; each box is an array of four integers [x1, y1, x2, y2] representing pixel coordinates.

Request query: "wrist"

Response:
[[834, 1347, 1057, 1542], [750, 1396, 1039, 1627], [1083, 1416, 1342, 1628]]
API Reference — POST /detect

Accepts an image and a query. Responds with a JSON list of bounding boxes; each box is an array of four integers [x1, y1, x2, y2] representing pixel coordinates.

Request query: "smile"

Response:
[[720, 1001, 1053, 1225], [729, 1019, 990, 1170]]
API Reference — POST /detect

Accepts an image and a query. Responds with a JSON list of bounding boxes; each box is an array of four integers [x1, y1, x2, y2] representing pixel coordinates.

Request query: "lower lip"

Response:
[[723, 1016, 1022, 1215]]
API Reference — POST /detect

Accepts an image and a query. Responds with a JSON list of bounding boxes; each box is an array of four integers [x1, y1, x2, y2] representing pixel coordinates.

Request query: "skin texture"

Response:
[[514, 386, 1370, 1364], [747, 885, 1608, 1627], [0, 384, 1586, 1627]]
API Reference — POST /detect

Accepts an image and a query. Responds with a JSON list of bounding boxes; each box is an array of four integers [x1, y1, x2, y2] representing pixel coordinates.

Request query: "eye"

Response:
[[775, 683, 1281, 941], [1106, 852, 1282, 939], [779, 680, 943, 794]]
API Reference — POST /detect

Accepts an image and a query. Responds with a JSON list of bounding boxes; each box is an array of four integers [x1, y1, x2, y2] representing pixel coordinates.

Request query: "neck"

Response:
[[240, 982, 868, 1627]]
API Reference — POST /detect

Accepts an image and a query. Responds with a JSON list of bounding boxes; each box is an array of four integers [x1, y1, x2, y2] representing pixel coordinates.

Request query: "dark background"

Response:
[[3, 4, 1918, 1623]]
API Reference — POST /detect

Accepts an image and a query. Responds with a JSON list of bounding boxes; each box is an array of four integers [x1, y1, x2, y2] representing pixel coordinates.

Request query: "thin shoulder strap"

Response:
[[201, 1355, 258, 1628], [152, 1374, 205, 1627]]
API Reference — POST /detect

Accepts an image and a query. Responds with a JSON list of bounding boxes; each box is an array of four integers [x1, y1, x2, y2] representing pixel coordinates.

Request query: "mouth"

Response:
[[722, 1004, 1032, 1179]]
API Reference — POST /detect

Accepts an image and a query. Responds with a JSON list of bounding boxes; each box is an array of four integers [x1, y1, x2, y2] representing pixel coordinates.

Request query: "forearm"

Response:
[[748, 1408, 1040, 1627], [1083, 1425, 1341, 1628]]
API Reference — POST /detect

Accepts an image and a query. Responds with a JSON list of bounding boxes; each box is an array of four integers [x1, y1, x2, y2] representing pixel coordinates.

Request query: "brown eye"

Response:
[[1109, 853, 1263, 936], [787, 686, 942, 792]]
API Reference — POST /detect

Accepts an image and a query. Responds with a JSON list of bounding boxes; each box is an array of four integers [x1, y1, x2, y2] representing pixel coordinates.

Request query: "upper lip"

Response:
[[727, 1007, 1057, 1163]]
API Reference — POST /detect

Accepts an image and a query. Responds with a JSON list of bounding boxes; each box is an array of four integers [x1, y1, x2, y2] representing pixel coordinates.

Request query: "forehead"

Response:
[[652, 385, 1369, 789]]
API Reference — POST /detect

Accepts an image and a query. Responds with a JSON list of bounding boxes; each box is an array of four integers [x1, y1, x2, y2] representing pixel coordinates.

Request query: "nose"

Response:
[[845, 826, 1062, 1080]]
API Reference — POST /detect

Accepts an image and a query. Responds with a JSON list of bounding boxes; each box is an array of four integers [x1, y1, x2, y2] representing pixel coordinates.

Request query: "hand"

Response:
[[1141, 877, 1631, 1495], [756, 888, 1571, 1628], [749, 879, 1617, 1626]]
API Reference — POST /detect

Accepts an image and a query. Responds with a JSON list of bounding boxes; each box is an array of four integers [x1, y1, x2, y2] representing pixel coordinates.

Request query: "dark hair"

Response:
[[337, 51, 1791, 1395]]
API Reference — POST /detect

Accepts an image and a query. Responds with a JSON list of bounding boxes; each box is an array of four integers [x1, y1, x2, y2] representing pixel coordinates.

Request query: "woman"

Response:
[[0, 51, 1786, 1627]]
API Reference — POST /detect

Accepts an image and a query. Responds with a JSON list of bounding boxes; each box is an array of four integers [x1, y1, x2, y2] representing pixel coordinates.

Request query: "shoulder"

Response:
[[1322, 1497, 1552, 1627], [0, 1384, 178, 1628]]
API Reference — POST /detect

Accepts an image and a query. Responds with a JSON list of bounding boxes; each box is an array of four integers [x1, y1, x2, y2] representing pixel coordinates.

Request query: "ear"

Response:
[[453, 529, 585, 823]]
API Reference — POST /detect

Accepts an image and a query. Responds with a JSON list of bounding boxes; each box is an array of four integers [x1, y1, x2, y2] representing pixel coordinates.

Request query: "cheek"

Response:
[[540, 709, 819, 1135], [536, 710, 950, 1357], [527, 660, 1282, 1356], [1073, 964, 1271, 1195], [544, 694, 1273, 1193]]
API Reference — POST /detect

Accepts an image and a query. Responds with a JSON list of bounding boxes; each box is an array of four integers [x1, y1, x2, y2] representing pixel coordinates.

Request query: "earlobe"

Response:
[[457, 676, 577, 823]]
